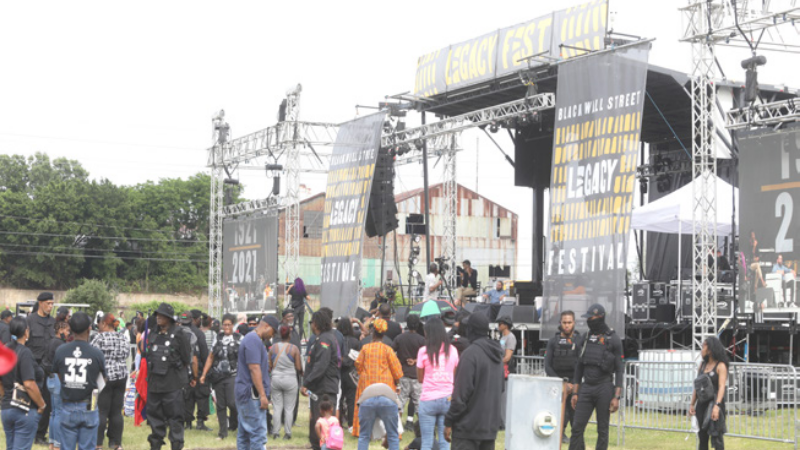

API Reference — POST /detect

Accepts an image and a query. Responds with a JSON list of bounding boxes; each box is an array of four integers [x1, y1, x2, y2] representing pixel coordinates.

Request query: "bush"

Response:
[[64, 279, 117, 317]]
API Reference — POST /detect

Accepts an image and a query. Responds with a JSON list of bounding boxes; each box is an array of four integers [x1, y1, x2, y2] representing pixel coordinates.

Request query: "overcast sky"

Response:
[[2, 0, 798, 279]]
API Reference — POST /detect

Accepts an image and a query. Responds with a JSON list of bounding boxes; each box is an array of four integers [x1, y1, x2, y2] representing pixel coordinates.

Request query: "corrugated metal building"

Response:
[[276, 183, 517, 302]]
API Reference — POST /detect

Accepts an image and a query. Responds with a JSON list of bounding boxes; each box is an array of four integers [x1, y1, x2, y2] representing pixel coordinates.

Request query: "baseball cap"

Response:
[[179, 311, 193, 324], [261, 315, 280, 332], [496, 316, 513, 328], [581, 303, 606, 318]]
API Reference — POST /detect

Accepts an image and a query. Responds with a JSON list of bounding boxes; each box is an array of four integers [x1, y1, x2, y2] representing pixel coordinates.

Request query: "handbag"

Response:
[[11, 382, 33, 412], [694, 364, 716, 404]]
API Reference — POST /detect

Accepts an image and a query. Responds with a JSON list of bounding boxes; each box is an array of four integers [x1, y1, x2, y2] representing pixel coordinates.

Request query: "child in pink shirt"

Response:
[[315, 396, 340, 450]]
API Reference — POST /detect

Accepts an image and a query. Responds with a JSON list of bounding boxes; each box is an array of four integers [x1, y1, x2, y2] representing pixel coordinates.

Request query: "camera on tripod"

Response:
[[434, 256, 450, 274]]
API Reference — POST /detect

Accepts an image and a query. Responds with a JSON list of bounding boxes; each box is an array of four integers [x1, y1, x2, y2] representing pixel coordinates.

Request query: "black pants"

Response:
[[183, 382, 211, 424], [569, 382, 614, 450], [452, 437, 495, 450], [308, 392, 335, 450], [339, 370, 357, 428], [696, 402, 725, 450], [563, 393, 575, 436], [293, 304, 306, 340], [213, 377, 237, 437], [97, 378, 127, 447], [148, 389, 185, 450], [37, 375, 51, 439]]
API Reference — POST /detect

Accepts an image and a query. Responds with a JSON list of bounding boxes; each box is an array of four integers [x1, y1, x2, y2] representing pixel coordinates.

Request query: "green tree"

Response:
[[63, 279, 117, 317]]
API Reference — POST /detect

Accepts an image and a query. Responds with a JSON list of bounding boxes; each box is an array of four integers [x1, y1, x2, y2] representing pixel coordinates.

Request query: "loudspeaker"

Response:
[[464, 303, 491, 318], [514, 281, 540, 306], [395, 306, 410, 324], [365, 148, 398, 238], [655, 304, 676, 323], [511, 305, 537, 324], [354, 307, 371, 322], [497, 305, 514, 322]]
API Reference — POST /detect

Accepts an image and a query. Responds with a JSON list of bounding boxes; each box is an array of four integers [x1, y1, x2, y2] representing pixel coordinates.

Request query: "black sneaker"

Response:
[[195, 421, 212, 431], [562, 435, 570, 444], [34, 437, 48, 446], [283, 434, 291, 440]]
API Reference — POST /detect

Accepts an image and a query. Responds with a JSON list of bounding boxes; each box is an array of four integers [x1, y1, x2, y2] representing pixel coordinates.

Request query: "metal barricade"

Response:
[[621, 360, 799, 449], [514, 355, 546, 376]]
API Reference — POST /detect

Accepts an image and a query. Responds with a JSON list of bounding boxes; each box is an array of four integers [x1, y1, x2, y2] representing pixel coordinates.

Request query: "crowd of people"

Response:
[[0, 278, 730, 450]]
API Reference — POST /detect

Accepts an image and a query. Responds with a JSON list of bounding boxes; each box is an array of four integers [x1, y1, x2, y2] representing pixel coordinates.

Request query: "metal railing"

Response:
[[513, 356, 800, 448]]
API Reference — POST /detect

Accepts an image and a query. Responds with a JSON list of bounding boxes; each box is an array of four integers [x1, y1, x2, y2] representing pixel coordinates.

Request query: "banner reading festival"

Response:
[[320, 112, 387, 316], [739, 123, 800, 305], [223, 214, 279, 313], [541, 43, 650, 338]]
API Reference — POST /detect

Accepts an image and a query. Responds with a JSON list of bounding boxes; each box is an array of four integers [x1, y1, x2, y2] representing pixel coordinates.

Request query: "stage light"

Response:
[[411, 269, 420, 279], [639, 178, 648, 194], [411, 234, 421, 244], [411, 246, 420, 255], [489, 123, 499, 133]]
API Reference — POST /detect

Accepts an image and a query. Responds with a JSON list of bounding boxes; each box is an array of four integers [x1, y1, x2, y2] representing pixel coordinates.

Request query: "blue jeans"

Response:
[[419, 397, 450, 450], [2, 407, 41, 450], [47, 376, 63, 448], [59, 402, 98, 450], [237, 398, 267, 450], [358, 396, 399, 450]]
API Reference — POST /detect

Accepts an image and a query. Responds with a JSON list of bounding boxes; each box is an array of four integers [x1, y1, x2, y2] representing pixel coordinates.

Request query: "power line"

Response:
[[0, 214, 209, 239], [0, 230, 208, 244], [0, 242, 206, 257], [0, 249, 206, 263]]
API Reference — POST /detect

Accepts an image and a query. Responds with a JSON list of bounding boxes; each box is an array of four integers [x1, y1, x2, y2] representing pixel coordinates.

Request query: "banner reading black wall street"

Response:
[[223, 214, 279, 313], [739, 123, 800, 276], [541, 44, 650, 338], [320, 112, 387, 317]]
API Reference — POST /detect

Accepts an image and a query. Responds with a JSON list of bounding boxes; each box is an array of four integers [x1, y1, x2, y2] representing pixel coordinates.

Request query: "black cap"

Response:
[[68, 312, 92, 334], [261, 315, 280, 332], [581, 303, 606, 318], [0, 309, 13, 320], [497, 316, 513, 328], [468, 312, 490, 333], [190, 309, 202, 319], [281, 309, 294, 318], [37, 292, 54, 302], [155, 303, 175, 321]]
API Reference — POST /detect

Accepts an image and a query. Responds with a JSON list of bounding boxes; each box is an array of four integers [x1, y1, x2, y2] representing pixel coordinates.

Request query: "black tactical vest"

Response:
[[213, 334, 240, 378], [552, 334, 579, 378], [580, 331, 615, 373], [148, 327, 185, 376]]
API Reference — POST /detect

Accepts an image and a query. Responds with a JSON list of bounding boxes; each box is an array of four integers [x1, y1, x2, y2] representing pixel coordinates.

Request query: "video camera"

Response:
[[434, 256, 450, 274]]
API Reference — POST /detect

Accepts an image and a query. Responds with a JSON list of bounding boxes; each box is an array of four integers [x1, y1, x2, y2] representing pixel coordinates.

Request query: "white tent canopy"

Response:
[[631, 174, 739, 236]]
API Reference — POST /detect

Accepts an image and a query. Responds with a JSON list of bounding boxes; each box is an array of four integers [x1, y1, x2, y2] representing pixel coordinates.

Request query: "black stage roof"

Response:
[[416, 63, 798, 148]]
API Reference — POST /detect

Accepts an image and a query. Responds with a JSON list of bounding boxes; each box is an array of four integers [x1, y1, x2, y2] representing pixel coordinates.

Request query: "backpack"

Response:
[[326, 418, 344, 450]]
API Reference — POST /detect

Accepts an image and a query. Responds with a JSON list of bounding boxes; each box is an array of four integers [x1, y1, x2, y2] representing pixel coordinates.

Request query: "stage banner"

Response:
[[222, 213, 279, 313], [413, 0, 608, 98], [541, 43, 650, 338], [320, 112, 387, 316], [739, 123, 800, 301]]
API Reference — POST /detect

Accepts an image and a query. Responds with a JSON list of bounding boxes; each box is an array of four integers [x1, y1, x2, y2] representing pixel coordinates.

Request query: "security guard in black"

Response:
[[544, 311, 583, 442], [147, 303, 192, 450], [569, 304, 624, 450]]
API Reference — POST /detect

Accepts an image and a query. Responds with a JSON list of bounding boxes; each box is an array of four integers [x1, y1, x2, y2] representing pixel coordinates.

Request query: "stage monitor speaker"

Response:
[[395, 306, 410, 324], [497, 305, 514, 322], [464, 303, 492, 319], [514, 281, 541, 306], [355, 307, 371, 322], [511, 305, 537, 324], [655, 304, 676, 323]]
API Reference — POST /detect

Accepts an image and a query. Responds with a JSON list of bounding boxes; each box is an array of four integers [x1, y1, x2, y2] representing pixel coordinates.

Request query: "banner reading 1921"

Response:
[[223, 214, 278, 313], [320, 112, 387, 316], [541, 43, 650, 338]]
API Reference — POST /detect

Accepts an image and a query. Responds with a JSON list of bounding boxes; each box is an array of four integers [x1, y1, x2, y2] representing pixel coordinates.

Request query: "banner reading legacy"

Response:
[[541, 43, 650, 338], [320, 112, 387, 316]]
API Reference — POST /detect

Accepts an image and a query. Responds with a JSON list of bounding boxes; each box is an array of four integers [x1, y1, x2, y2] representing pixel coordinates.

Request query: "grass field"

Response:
[[1, 403, 796, 450]]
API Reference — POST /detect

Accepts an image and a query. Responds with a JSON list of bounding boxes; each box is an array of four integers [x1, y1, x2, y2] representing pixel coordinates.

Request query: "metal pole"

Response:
[[380, 236, 386, 289], [422, 112, 432, 272]]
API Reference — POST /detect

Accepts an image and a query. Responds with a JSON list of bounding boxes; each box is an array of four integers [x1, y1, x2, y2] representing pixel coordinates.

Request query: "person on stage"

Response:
[[455, 260, 478, 306]]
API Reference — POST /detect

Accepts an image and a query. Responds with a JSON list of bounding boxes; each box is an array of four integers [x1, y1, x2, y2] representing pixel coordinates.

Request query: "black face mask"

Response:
[[587, 316, 607, 335]]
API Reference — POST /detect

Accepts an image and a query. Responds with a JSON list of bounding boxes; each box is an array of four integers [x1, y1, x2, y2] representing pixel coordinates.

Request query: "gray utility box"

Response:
[[506, 375, 564, 450]]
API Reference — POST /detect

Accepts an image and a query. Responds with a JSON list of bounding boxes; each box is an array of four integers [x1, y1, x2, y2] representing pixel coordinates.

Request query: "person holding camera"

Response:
[[1, 316, 47, 450], [199, 314, 241, 440], [425, 264, 443, 302]]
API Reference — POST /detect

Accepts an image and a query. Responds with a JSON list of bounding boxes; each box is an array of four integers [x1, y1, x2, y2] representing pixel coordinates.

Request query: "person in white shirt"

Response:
[[425, 264, 443, 302]]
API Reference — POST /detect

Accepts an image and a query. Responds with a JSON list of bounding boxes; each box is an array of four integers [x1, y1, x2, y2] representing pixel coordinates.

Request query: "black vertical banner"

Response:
[[739, 123, 800, 267], [320, 112, 387, 317], [542, 44, 650, 338], [222, 214, 279, 313]]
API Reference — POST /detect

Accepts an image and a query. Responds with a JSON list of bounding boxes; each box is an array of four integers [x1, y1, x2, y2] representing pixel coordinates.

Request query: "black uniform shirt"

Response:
[[544, 331, 583, 382], [53, 341, 106, 402], [27, 312, 55, 363], [147, 324, 192, 393]]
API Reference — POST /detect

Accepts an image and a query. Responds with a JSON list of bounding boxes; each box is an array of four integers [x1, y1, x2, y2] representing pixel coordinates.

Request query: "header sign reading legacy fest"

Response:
[[320, 112, 387, 316], [541, 43, 651, 338], [413, 0, 608, 98]]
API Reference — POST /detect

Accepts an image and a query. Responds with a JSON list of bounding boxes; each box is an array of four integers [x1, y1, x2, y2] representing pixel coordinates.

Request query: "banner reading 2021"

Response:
[[320, 112, 387, 316], [542, 43, 650, 338]]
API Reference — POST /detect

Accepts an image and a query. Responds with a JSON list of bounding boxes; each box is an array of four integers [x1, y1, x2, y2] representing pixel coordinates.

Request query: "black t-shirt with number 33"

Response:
[[52, 340, 106, 402]]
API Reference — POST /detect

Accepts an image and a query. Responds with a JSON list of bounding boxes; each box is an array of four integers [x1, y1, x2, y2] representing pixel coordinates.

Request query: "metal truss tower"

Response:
[[208, 112, 230, 319], [441, 134, 459, 292], [680, 0, 800, 352], [282, 86, 303, 289]]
